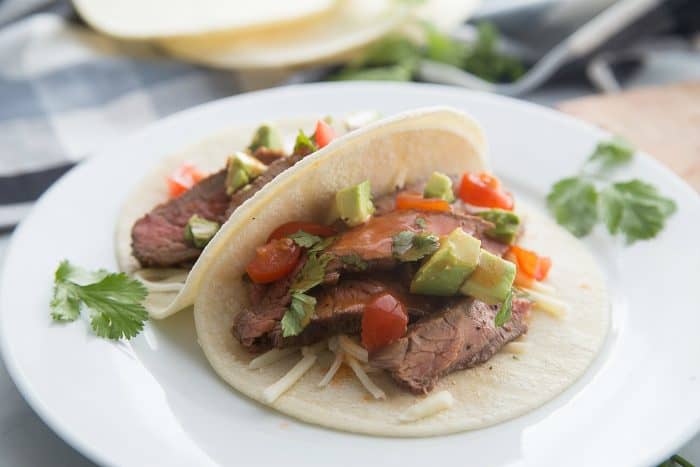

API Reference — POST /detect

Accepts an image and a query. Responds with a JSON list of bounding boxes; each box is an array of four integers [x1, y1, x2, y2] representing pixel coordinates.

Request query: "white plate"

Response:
[[2, 83, 699, 467]]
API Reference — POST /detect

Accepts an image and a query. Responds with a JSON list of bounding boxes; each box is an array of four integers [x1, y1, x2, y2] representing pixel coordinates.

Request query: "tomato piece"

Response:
[[245, 238, 301, 284], [458, 172, 514, 210], [167, 162, 205, 198], [268, 221, 336, 242], [395, 192, 450, 212], [510, 245, 552, 282], [361, 293, 408, 352], [314, 120, 336, 148]]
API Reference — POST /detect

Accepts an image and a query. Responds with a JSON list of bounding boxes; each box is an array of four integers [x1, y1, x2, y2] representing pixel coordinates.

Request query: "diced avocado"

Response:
[[423, 171, 455, 202], [476, 209, 521, 244], [335, 180, 375, 227], [184, 215, 220, 248], [460, 250, 515, 304], [225, 151, 267, 195], [248, 124, 282, 152], [293, 129, 317, 156], [411, 229, 481, 296]]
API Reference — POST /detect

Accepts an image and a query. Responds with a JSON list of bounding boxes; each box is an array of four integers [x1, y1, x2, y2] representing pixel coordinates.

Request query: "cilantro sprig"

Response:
[[51, 261, 148, 340], [392, 231, 440, 261], [546, 139, 676, 244]]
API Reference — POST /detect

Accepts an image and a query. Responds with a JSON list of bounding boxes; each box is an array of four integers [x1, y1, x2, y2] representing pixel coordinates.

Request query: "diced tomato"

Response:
[[458, 172, 514, 210], [395, 192, 450, 212], [268, 221, 336, 242], [361, 293, 408, 352], [314, 120, 336, 148], [245, 238, 301, 284], [509, 245, 552, 281], [167, 162, 205, 198]]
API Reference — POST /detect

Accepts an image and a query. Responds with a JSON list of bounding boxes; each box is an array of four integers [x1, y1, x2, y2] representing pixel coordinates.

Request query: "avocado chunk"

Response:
[[476, 209, 520, 244], [423, 171, 455, 202], [460, 250, 515, 304], [411, 228, 481, 296], [184, 215, 220, 248], [225, 151, 268, 195], [335, 180, 375, 227], [248, 124, 282, 152]]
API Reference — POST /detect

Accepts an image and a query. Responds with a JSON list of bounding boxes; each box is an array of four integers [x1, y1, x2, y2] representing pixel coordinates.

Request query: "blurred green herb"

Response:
[[329, 22, 525, 84], [658, 454, 694, 467]]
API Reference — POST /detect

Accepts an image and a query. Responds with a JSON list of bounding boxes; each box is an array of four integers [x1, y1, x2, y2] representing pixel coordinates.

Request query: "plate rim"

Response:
[[2, 81, 699, 467]]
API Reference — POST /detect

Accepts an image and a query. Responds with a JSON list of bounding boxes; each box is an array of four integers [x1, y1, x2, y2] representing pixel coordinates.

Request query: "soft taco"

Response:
[[115, 114, 364, 318], [193, 107, 610, 436]]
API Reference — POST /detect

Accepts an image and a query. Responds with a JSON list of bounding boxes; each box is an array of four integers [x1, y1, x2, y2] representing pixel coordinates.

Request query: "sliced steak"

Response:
[[251, 146, 287, 165], [131, 170, 229, 268], [327, 209, 509, 266], [370, 297, 531, 394], [233, 254, 309, 351], [225, 151, 304, 218], [268, 276, 445, 348]]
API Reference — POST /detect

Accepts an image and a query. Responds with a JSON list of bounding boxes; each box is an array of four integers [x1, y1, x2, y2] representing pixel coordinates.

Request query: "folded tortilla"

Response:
[[192, 107, 610, 436], [114, 116, 322, 318]]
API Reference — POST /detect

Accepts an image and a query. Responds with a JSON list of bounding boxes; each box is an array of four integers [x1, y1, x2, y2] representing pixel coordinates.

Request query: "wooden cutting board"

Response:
[[558, 81, 700, 192]]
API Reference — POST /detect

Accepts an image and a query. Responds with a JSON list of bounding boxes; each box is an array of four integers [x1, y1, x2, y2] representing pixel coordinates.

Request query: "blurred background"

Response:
[[0, 0, 698, 465]]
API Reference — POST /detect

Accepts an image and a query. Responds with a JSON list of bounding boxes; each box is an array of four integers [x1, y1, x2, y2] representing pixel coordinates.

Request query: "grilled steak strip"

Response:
[[131, 170, 230, 268], [268, 276, 445, 348], [132, 150, 302, 268], [225, 151, 304, 218], [370, 297, 531, 394], [327, 209, 509, 263]]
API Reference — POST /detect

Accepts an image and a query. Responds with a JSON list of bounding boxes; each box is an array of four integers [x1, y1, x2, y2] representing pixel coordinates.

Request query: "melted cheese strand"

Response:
[[319, 349, 344, 387], [338, 335, 368, 362], [527, 280, 556, 295], [345, 354, 385, 399], [302, 341, 327, 357], [262, 354, 317, 404], [399, 390, 454, 422], [520, 287, 569, 318], [248, 347, 298, 370]]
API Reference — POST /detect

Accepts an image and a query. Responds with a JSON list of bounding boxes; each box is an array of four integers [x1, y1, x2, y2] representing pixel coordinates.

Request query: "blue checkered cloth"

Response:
[[0, 6, 256, 228]]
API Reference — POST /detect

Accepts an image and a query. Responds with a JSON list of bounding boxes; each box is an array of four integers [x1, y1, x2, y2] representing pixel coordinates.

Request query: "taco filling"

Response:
[[233, 172, 557, 395], [130, 120, 336, 268]]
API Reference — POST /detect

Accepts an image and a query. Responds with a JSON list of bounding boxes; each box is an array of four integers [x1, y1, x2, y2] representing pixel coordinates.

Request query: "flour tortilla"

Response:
[[158, 0, 409, 69], [193, 107, 609, 436], [72, 0, 334, 39], [115, 116, 328, 319]]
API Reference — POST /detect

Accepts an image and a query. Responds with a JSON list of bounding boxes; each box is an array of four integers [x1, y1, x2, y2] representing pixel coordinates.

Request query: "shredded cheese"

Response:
[[527, 280, 556, 295], [328, 336, 339, 352], [520, 287, 569, 318], [345, 354, 385, 399], [399, 390, 455, 422], [318, 349, 344, 387], [262, 354, 317, 404], [338, 335, 368, 362], [248, 347, 298, 370], [503, 341, 529, 354]]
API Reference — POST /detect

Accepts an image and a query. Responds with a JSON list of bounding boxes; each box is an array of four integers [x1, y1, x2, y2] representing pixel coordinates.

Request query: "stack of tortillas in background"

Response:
[[71, 0, 480, 70]]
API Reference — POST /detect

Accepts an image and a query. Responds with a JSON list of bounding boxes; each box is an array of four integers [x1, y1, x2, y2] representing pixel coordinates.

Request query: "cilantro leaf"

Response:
[[600, 180, 677, 243], [392, 231, 440, 262], [289, 230, 322, 248], [341, 254, 368, 271], [50, 261, 148, 340], [495, 290, 513, 327], [546, 177, 599, 237], [281, 293, 317, 337], [291, 253, 333, 293], [586, 138, 634, 172], [308, 236, 336, 254]]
